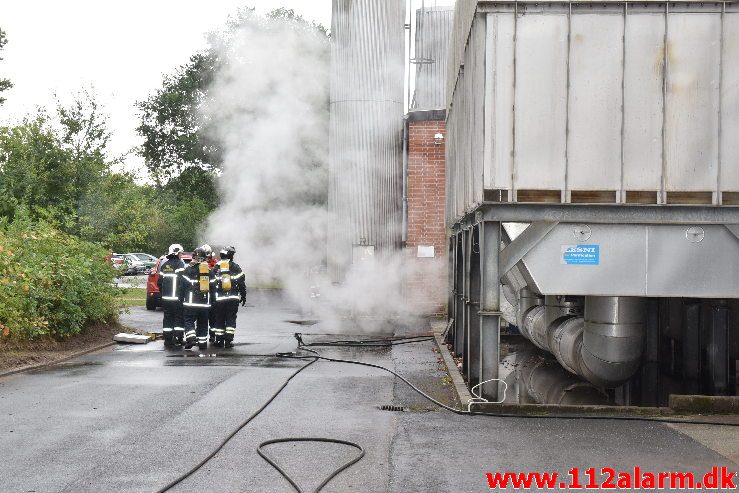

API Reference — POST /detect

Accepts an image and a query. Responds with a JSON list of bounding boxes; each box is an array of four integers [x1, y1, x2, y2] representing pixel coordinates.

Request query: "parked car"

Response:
[[123, 253, 158, 275], [108, 254, 127, 274], [146, 252, 193, 310]]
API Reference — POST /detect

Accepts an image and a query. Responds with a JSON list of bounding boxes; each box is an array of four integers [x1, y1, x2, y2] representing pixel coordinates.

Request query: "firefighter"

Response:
[[157, 244, 186, 346], [212, 246, 247, 348], [180, 247, 216, 350], [203, 244, 218, 269]]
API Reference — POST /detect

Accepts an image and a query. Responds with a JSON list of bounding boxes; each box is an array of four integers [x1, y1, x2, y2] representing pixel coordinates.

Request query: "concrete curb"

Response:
[[431, 320, 473, 407], [0, 341, 116, 379]]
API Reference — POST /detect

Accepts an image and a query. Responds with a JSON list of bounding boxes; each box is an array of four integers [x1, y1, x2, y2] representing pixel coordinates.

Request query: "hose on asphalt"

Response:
[[157, 333, 739, 492], [155, 334, 433, 492], [257, 437, 365, 493], [294, 332, 434, 348], [155, 357, 320, 493]]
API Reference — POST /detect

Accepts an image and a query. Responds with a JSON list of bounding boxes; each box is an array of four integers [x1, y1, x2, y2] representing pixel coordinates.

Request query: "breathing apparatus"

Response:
[[192, 247, 210, 293], [219, 247, 236, 291]]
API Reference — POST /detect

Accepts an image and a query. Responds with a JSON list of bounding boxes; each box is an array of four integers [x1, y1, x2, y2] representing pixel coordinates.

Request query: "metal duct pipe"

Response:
[[548, 317, 584, 376], [517, 287, 543, 335], [517, 291, 646, 388], [579, 296, 647, 388]]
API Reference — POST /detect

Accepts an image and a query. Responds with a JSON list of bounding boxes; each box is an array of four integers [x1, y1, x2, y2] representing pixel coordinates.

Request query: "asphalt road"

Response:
[[1, 292, 737, 492]]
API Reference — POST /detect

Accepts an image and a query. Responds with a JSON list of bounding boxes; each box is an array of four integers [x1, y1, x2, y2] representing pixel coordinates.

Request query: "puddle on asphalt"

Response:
[[28, 361, 104, 375], [498, 337, 611, 406], [163, 353, 299, 368], [285, 319, 320, 326]]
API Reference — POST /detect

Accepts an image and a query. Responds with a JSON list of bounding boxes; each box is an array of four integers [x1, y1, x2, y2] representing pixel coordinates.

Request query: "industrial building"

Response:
[[328, 0, 739, 408], [446, 0, 739, 406]]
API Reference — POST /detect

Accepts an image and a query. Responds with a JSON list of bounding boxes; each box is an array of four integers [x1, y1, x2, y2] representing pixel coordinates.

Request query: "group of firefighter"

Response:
[[157, 243, 247, 350]]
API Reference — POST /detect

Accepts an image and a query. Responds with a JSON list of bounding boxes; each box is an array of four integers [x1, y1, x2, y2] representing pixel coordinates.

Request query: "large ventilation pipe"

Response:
[[579, 297, 647, 388], [517, 290, 646, 388]]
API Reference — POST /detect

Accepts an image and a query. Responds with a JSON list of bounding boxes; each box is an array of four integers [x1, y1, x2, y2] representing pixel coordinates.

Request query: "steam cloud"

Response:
[[203, 12, 444, 331]]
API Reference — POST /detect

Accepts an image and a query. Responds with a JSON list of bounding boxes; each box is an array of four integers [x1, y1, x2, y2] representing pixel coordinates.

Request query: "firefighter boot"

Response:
[[184, 333, 197, 350], [174, 329, 184, 346]]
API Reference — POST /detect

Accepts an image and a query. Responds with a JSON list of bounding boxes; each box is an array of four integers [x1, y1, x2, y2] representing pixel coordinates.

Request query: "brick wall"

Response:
[[405, 118, 447, 315]]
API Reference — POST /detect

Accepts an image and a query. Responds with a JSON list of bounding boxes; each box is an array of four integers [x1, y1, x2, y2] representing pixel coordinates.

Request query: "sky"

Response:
[[0, 1, 332, 174]]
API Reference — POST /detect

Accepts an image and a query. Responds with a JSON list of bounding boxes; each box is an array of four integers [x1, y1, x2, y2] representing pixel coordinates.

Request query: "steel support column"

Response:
[[462, 228, 472, 375], [454, 232, 466, 357], [705, 301, 732, 395], [467, 225, 481, 388], [447, 235, 456, 344], [682, 301, 702, 394], [640, 298, 661, 406], [479, 220, 501, 400]]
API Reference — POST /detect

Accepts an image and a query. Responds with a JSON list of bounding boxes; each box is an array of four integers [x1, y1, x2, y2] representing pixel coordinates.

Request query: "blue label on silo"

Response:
[[561, 245, 600, 265]]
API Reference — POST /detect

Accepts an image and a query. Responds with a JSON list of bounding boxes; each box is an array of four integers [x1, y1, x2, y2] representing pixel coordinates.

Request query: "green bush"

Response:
[[0, 215, 119, 340]]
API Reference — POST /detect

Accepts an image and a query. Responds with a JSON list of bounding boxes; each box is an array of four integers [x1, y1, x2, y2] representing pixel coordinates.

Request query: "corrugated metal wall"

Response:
[[412, 6, 454, 110], [447, 0, 479, 107], [328, 0, 406, 278], [447, 1, 739, 224]]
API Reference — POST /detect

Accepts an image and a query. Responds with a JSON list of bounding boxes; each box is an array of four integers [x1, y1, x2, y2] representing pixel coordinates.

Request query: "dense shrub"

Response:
[[0, 215, 119, 340]]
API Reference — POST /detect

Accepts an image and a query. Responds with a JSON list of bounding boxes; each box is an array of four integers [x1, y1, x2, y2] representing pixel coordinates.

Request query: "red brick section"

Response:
[[405, 119, 447, 316]]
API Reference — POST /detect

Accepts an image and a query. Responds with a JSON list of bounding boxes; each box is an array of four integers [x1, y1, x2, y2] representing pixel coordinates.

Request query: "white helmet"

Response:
[[168, 243, 184, 256], [201, 244, 213, 255]]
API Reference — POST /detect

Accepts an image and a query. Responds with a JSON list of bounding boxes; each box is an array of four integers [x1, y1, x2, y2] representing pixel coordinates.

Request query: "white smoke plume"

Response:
[[203, 10, 444, 331]]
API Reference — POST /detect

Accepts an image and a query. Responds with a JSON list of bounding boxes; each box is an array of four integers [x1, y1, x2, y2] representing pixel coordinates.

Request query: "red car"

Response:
[[146, 253, 193, 310]]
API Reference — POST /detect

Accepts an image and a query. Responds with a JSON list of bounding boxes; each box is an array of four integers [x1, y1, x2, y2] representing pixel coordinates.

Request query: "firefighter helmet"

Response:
[[167, 243, 184, 257], [220, 246, 236, 260], [192, 247, 208, 262]]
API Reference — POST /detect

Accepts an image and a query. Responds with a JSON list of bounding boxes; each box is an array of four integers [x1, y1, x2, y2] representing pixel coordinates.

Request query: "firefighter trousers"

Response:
[[162, 300, 184, 344], [184, 307, 210, 348], [213, 299, 239, 342]]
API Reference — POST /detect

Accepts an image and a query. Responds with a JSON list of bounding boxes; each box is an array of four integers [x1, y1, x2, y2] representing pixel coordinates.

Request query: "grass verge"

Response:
[[0, 322, 129, 374], [118, 288, 147, 307]]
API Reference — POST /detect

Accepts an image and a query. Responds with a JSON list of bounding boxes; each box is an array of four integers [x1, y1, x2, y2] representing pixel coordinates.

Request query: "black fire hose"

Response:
[[155, 357, 320, 493], [257, 437, 365, 493], [157, 334, 739, 493]]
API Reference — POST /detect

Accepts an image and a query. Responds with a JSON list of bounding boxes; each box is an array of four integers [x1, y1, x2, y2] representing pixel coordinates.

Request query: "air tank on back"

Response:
[[328, 0, 406, 280]]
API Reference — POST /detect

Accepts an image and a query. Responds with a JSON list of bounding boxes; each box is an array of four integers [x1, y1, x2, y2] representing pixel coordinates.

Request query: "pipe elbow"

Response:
[[579, 297, 646, 388]]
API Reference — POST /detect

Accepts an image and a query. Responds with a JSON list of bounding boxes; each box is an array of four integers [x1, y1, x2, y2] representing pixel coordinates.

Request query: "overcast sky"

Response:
[[0, 1, 332, 173]]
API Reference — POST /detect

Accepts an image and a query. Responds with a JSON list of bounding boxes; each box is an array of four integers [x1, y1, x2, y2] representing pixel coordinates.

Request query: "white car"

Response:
[[123, 253, 158, 275]]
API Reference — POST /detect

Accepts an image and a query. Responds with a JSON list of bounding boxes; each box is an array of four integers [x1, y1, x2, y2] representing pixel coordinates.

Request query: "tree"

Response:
[[0, 92, 111, 229], [136, 52, 221, 183], [136, 8, 328, 185], [0, 28, 12, 105]]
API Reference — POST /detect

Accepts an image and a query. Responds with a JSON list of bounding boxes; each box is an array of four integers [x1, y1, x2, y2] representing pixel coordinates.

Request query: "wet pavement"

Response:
[[0, 291, 737, 492]]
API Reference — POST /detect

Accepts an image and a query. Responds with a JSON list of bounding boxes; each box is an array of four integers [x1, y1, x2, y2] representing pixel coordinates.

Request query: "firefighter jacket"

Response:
[[212, 260, 247, 303], [157, 257, 186, 302], [180, 261, 216, 309]]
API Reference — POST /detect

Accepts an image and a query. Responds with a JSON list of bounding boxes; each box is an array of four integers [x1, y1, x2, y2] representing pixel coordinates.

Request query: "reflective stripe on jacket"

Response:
[[158, 258, 186, 302]]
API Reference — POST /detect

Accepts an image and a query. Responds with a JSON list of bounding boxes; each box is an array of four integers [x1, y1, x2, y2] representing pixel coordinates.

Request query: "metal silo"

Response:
[[412, 5, 454, 111], [328, 0, 406, 279]]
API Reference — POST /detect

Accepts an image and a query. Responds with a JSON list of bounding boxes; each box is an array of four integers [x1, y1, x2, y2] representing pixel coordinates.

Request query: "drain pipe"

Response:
[[401, 117, 409, 244], [517, 291, 646, 388]]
